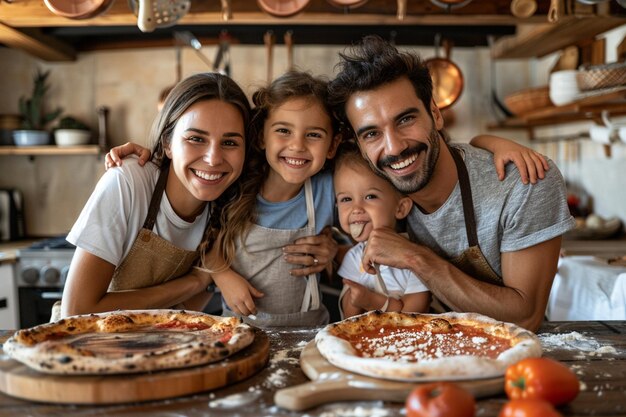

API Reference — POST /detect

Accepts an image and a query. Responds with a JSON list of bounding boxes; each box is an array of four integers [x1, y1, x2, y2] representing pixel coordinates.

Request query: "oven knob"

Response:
[[21, 267, 40, 285], [60, 265, 70, 283], [41, 266, 61, 285]]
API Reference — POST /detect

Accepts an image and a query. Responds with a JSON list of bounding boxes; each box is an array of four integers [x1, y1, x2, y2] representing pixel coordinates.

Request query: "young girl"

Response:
[[207, 71, 341, 327], [334, 140, 431, 318], [60, 72, 252, 318]]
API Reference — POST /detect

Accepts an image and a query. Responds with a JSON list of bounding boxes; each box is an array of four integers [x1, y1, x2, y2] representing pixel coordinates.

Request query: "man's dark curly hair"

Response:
[[328, 35, 433, 129]]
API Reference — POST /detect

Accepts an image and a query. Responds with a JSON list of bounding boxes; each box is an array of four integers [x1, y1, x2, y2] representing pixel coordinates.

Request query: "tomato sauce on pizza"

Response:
[[315, 311, 543, 382], [338, 323, 512, 361]]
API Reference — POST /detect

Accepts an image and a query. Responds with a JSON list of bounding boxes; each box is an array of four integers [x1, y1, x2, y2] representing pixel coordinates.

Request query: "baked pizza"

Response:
[[3, 309, 255, 375], [315, 311, 541, 381]]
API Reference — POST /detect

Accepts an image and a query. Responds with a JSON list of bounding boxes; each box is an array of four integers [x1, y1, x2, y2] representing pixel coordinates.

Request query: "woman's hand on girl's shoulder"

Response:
[[105, 142, 152, 170]]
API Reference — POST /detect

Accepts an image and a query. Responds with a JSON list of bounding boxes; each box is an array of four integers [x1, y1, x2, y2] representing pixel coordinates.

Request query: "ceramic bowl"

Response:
[[54, 129, 91, 146], [12, 130, 50, 146]]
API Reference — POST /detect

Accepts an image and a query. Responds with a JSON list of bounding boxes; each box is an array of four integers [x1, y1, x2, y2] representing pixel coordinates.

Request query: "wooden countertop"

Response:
[[561, 238, 626, 258], [0, 321, 624, 416], [0, 240, 36, 264]]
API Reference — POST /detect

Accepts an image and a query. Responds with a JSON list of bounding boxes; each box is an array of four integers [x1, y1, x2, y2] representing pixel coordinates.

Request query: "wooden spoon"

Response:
[[284, 31, 294, 71], [264, 31, 275, 83]]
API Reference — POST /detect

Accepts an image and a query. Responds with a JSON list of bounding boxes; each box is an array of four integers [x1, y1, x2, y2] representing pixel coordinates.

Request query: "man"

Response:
[[328, 36, 575, 331]]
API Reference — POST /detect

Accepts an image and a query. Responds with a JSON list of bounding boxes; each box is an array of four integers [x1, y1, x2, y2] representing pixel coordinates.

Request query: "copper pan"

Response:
[[424, 37, 464, 110], [44, 0, 114, 19], [257, 0, 311, 17], [429, 0, 473, 10], [326, 0, 368, 9]]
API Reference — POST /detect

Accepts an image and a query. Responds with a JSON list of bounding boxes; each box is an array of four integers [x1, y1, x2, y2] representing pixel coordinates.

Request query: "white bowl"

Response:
[[12, 130, 50, 146], [54, 129, 91, 146], [549, 91, 580, 106]]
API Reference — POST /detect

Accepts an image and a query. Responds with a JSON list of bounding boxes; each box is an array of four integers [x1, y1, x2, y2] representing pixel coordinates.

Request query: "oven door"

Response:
[[18, 287, 62, 328]]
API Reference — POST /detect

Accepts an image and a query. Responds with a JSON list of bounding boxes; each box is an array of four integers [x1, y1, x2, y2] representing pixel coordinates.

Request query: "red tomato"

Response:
[[499, 399, 563, 417], [405, 382, 475, 417], [505, 357, 580, 406]]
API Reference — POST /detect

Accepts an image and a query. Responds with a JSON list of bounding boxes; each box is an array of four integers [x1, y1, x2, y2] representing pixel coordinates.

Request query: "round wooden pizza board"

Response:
[[0, 329, 269, 404], [274, 341, 504, 411]]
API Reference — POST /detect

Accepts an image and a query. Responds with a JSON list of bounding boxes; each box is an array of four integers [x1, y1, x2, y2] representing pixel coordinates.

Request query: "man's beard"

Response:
[[369, 128, 441, 195]]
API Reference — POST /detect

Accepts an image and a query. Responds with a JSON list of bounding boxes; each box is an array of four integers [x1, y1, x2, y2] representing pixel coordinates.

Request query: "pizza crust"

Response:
[[315, 311, 542, 382], [4, 310, 255, 375]]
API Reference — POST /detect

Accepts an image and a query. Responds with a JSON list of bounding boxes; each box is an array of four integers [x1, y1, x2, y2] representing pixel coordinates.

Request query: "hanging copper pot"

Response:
[[429, 0, 473, 10], [425, 37, 464, 110], [44, 0, 114, 19], [326, 0, 368, 9], [257, 0, 311, 17]]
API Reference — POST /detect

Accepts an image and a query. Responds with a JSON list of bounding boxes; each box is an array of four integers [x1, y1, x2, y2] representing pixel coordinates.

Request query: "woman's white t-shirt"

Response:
[[67, 157, 209, 267]]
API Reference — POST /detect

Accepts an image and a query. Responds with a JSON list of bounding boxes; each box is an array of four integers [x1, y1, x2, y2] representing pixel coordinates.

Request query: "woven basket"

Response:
[[577, 62, 626, 91], [504, 86, 552, 116]]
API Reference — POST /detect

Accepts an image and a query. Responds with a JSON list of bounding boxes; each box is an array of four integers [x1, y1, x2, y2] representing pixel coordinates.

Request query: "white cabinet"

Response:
[[0, 262, 19, 329]]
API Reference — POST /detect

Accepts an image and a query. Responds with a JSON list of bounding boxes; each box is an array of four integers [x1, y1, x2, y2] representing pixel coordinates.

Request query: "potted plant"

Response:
[[53, 116, 92, 146], [12, 69, 63, 146]]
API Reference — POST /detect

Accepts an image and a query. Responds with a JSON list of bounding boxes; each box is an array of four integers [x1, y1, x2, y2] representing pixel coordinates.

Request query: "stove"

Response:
[[16, 236, 75, 328], [17, 236, 75, 288]]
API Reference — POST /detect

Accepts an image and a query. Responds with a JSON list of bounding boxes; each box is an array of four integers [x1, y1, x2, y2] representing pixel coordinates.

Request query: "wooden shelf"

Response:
[[488, 87, 626, 130], [0, 145, 101, 156], [492, 17, 626, 59]]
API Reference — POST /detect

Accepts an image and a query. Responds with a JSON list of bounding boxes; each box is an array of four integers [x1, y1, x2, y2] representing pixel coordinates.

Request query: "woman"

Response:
[[59, 72, 251, 318]]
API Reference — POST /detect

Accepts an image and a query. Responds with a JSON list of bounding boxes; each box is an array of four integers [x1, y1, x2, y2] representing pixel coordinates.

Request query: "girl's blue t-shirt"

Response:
[[255, 169, 335, 234]]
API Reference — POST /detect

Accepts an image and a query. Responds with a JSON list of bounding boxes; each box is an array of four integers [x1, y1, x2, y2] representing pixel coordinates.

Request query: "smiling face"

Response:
[[164, 99, 246, 221], [261, 97, 339, 199], [345, 77, 444, 195], [334, 159, 412, 242]]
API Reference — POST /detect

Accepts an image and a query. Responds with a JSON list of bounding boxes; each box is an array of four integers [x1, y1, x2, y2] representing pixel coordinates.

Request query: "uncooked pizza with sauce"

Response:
[[315, 311, 542, 381], [3, 309, 255, 375]]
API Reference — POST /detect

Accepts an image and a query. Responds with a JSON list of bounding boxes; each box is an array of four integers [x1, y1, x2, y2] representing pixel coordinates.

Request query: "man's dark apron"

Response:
[[430, 146, 502, 313]]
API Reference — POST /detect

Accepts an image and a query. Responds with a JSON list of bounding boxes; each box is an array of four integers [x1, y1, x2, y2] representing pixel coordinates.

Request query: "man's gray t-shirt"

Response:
[[406, 143, 575, 277]]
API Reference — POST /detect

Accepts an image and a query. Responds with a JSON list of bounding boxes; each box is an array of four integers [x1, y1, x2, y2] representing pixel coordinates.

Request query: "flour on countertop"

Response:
[[266, 368, 290, 388], [317, 404, 396, 417], [208, 390, 262, 409], [539, 331, 619, 358], [262, 340, 309, 389]]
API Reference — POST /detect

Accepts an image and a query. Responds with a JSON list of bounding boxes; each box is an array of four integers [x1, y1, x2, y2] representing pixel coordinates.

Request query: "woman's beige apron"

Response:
[[52, 167, 199, 321], [224, 178, 329, 327], [430, 146, 502, 313]]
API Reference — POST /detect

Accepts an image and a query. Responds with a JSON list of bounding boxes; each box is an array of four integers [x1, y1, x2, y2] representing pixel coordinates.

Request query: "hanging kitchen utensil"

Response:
[[510, 0, 537, 18], [425, 35, 464, 110], [44, 0, 114, 19], [548, 0, 562, 22], [396, 0, 407, 20], [213, 31, 232, 77], [158, 43, 182, 111], [135, 0, 190, 32], [284, 31, 294, 71], [221, 0, 232, 21], [487, 35, 513, 120], [174, 31, 213, 69], [264, 31, 275, 83], [429, 0, 473, 11], [326, 0, 368, 9], [257, 0, 311, 17]]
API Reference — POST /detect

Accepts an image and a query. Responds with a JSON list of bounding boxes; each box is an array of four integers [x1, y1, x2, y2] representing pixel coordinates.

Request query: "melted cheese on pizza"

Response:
[[339, 324, 512, 361]]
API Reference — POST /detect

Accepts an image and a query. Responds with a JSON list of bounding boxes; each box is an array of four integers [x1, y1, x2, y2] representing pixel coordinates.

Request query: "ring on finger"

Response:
[[312, 256, 319, 265]]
